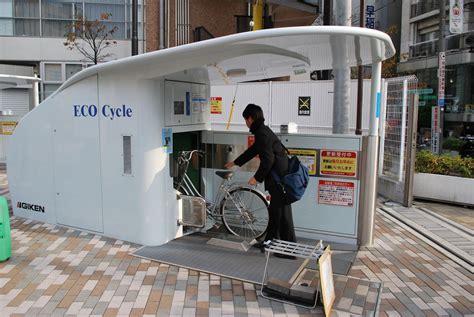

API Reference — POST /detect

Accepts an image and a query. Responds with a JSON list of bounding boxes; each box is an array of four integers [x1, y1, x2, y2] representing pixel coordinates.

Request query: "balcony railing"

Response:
[[410, 1, 438, 18], [409, 30, 474, 59], [409, 40, 438, 58]]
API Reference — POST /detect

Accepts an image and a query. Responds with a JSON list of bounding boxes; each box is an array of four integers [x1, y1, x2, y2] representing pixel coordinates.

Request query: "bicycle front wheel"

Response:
[[221, 187, 269, 241]]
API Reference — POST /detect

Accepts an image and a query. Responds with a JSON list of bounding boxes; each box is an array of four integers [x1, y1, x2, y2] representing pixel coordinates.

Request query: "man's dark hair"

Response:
[[242, 103, 265, 121]]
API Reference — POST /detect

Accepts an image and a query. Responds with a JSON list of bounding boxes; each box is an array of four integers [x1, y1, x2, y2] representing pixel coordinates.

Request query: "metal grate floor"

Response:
[[131, 233, 356, 285]]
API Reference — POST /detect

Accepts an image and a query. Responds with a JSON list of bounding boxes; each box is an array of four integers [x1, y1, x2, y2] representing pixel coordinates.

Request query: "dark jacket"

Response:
[[234, 119, 288, 189]]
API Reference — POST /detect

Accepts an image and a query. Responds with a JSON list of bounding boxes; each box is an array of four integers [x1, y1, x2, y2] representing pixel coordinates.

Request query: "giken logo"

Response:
[[17, 202, 45, 213]]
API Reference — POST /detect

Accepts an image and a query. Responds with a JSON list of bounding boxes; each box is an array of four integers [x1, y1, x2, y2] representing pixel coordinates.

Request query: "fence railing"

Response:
[[379, 76, 418, 183]]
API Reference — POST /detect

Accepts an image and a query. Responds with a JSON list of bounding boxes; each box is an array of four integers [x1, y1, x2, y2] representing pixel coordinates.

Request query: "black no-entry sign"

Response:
[[298, 96, 311, 116]]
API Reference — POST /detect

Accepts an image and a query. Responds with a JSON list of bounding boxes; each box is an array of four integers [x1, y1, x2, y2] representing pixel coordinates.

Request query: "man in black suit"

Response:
[[225, 104, 296, 258]]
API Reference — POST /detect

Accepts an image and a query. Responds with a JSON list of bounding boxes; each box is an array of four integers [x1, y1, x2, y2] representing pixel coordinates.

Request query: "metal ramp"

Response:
[[379, 202, 473, 271]]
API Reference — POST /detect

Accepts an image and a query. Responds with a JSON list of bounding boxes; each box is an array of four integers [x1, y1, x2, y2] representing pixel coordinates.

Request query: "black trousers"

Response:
[[264, 186, 296, 242]]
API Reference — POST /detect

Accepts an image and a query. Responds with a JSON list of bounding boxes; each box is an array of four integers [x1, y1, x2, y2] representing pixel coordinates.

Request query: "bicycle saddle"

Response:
[[216, 170, 234, 179]]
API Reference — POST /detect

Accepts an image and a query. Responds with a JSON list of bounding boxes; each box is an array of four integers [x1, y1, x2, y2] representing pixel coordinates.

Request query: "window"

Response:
[[65, 64, 82, 80], [0, 19, 13, 35], [0, 0, 144, 39], [14, 0, 39, 18], [42, 19, 69, 37], [0, 0, 13, 35], [43, 83, 61, 100], [12, 0, 40, 36], [41, 62, 86, 101], [42, 1, 81, 37], [44, 64, 62, 81]]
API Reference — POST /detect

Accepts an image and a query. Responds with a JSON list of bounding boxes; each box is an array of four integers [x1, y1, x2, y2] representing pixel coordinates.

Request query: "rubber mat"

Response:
[[131, 234, 356, 284]]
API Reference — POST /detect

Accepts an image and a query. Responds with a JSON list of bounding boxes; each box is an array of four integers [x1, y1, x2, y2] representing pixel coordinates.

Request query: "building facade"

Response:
[[398, 0, 474, 143], [0, 0, 146, 102], [145, 0, 319, 52]]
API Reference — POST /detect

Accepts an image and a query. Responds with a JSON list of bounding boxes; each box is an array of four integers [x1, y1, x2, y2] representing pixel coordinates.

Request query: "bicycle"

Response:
[[174, 150, 270, 241]]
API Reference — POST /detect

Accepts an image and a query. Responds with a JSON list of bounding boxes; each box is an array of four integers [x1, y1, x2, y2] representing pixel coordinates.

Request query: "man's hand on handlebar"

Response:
[[224, 161, 235, 169], [248, 177, 257, 186]]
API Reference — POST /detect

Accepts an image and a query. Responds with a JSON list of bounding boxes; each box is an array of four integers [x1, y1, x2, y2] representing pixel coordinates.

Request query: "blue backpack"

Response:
[[271, 154, 310, 204]]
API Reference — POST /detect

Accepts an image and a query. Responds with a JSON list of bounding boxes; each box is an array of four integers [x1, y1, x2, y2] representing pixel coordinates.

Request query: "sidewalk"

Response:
[[1, 172, 473, 315]]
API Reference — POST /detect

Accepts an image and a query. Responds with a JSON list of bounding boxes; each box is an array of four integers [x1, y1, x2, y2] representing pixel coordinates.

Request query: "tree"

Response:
[[350, 25, 402, 79], [64, 13, 118, 65], [381, 25, 399, 78]]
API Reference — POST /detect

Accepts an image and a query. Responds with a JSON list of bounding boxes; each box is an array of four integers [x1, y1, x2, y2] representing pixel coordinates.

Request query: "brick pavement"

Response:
[[1, 211, 472, 316], [1, 165, 473, 316]]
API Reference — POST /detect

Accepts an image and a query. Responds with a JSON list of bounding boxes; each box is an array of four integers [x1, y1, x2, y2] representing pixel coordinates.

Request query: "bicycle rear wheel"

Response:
[[221, 187, 269, 241]]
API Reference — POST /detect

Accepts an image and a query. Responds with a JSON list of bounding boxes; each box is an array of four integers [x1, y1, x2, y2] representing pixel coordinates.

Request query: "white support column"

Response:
[[332, 0, 351, 134], [359, 61, 382, 247], [399, 80, 408, 182], [33, 73, 40, 107], [369, 62, 382, 136], [378, 79, 388, 175]]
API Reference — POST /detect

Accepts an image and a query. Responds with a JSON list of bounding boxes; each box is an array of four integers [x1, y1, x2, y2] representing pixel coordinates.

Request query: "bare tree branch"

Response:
[[64, 13, 118, 64]]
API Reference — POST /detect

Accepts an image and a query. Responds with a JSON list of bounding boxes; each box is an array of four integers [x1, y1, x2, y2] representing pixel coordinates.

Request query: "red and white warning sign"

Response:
[[318, 180, 355, 207], [320, 150, 357, 177]]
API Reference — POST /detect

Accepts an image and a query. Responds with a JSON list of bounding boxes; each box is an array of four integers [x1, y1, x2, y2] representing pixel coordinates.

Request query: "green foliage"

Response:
[[442, 137, 467, 151], [382, 25, 399, 78], [415, 150, 474, 178]]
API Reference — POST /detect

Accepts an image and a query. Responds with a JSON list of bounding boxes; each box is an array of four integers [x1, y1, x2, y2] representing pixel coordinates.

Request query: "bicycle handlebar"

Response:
[[177, 150, 206, 163]]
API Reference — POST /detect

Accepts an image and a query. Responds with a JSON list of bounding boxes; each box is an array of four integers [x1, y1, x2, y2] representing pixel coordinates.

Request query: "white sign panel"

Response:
[[318, 180, 354, 207], [449, 0, 464, 34]]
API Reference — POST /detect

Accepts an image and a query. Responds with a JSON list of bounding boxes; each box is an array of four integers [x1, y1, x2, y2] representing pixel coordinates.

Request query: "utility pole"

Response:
[[317, 0, 331, 80], [332, 0, 351, 134], [434, 0, 446, 154], [131, 0, 138, 55], [356, 0, 365, 135]]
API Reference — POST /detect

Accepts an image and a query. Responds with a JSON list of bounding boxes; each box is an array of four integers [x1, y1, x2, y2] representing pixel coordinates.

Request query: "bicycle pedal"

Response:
[[212, 223, 222, 229]]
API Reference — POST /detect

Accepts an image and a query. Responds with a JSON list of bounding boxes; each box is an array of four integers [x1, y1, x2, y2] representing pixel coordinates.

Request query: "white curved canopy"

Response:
[[58, 26, 395, 92]]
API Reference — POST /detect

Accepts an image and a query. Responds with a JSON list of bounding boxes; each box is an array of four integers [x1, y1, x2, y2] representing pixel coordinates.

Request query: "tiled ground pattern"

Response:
[[1, 161, 473, 316], [1, 217, 324, 317], [1, 213, 473, 316], [350, 210, 473, 317]]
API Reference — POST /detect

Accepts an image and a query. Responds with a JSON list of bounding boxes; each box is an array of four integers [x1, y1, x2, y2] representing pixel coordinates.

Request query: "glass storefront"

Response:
[[416, 64, 474, 143]]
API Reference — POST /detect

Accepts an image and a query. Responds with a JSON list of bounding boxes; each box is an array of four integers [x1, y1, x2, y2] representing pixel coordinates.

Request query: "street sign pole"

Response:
[[436, 0, 447, 154]]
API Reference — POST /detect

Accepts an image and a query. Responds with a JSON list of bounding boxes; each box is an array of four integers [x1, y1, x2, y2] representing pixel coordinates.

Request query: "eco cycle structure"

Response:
[[7, 26, 395, 247]]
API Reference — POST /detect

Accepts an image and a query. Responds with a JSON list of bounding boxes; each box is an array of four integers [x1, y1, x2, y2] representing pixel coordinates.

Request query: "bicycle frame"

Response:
[[175, 150, 261, 220]]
